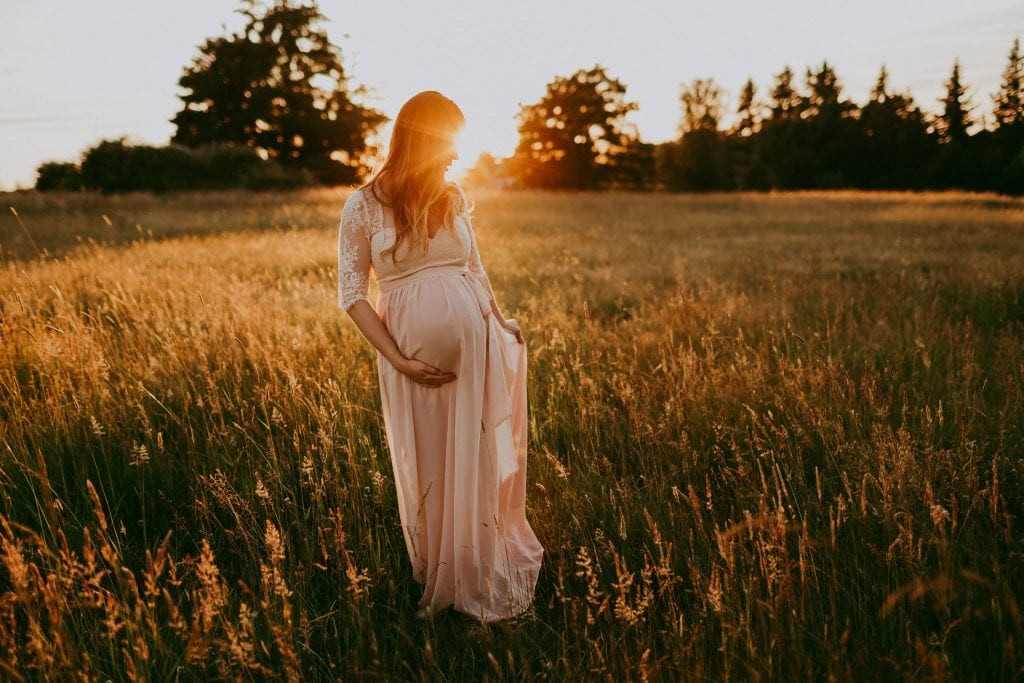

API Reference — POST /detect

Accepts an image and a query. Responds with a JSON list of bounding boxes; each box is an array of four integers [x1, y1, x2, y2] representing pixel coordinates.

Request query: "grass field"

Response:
[[1, 187, 1023, 680]]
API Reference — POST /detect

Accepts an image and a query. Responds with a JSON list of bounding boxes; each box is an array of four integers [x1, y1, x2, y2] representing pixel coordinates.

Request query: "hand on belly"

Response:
[[407, 316, 463, 373]]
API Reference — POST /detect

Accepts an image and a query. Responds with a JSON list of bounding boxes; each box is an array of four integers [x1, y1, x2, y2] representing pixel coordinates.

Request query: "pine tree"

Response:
[[859, 64, 931, 188], [871, 64, 890, 104], [993, 37, 1024, 131], [803, 61, 855, 119], [733, 77, 761, 137], [769, 66, 801, 119], [937, 59, 973, 143]]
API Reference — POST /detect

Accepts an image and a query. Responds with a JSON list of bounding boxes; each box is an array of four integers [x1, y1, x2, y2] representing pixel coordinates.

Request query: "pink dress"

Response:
[[336, 181, 544, 622]]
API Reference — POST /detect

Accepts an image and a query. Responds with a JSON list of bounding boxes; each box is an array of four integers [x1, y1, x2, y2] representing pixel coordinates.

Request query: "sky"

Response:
[[1, 0, 1023, 190]]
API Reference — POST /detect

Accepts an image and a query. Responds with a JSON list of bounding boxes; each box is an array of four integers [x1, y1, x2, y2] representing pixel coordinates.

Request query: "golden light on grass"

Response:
[[0, 188, 1021, 678]]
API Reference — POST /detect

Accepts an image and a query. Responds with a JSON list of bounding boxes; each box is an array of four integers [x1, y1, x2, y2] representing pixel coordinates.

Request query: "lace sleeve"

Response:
[[338, 190, 372, 312]]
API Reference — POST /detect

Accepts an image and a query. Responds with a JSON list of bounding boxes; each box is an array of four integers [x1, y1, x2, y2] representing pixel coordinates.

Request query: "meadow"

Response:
[[0, 186, 1022, 680]]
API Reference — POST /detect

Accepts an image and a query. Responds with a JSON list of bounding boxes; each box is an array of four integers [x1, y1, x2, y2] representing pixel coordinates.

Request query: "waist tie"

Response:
[[377, 264, 492, 319]]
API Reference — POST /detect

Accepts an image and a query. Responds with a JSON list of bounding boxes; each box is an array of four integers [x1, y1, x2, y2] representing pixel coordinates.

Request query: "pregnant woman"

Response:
[[336, 90, 544, 623]]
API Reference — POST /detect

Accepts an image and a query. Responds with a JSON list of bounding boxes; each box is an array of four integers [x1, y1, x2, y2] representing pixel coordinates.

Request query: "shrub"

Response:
[[44, 138, 318, 193], [35, 161, 84, 191]]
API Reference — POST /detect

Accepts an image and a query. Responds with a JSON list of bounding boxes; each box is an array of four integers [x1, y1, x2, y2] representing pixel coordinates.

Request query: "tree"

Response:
[[728, 77, 768, 189], [769, 66, 803, 119], [756, 65, 814, 188], [507, 64, 640, 189], [927, 60, 990, 189], [802, 61, 856, 120], [993, 37, 1024, 141], [936, 59, 973, 143], [170, 0, 388, 185], [796, 61, 860, 186], [732, 77, 762, 137], [858, 64, 933, 188], [870, 64, 891, 104], [659, 78, 732, 191], [679, 78, 723, 134]]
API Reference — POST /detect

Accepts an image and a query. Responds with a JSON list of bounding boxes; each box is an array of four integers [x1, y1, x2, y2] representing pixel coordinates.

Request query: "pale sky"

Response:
[[2, 0, 1022, 190]]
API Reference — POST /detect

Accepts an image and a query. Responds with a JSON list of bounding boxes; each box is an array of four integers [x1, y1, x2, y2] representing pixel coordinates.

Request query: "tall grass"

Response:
[[0, 188, 1022, 680]]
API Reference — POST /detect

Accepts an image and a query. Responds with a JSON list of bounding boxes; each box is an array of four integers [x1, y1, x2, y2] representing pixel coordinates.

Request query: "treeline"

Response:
[[32, 0, 1024, 195], [476, 39, 1024, 194], [655, 54, 1024, 194]]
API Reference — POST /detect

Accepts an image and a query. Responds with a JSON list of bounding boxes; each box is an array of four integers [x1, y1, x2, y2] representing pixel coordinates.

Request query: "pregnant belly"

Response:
[[384, 275, 484, 374]]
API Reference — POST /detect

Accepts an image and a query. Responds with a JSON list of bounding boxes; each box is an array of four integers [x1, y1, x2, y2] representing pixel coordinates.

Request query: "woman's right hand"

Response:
[[396, 357, 457, 386]]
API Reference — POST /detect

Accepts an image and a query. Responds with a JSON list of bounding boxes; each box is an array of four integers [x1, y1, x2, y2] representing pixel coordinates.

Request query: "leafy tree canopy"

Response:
[[170, 0, 388, 185], [508, 64, 641, 189], [679, 78, 724, 135]]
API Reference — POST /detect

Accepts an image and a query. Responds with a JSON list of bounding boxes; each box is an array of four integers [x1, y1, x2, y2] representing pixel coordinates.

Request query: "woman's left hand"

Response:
[[501, 318, 524, 344]]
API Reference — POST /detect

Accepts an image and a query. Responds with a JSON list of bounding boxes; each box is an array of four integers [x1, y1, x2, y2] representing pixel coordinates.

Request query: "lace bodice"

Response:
[[337, 181, 495, 312]]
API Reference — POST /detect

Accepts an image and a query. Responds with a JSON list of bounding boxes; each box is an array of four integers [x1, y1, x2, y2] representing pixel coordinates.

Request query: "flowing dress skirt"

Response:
[[375, 266, 544, 622]]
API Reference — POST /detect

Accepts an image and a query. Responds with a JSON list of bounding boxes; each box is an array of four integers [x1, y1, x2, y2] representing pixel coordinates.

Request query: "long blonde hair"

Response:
[[363, 91, 467, 265]]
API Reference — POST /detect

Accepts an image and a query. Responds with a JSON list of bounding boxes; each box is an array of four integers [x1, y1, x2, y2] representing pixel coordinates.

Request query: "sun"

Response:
[[367, 114, 505, 181], [449, 122, 494, 178]]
